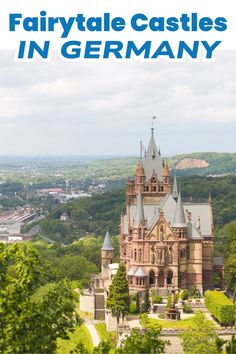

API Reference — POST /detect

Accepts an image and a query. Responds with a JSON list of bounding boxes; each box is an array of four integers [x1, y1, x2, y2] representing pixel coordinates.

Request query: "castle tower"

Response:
[[162, 159, 171, 193], [172, 191, 188, 239], [101, 230, 114, 279], [135, 162, 145, 193]]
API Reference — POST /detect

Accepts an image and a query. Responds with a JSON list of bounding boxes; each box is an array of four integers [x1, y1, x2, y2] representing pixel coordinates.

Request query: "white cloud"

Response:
[[0, 50, 235, 155]]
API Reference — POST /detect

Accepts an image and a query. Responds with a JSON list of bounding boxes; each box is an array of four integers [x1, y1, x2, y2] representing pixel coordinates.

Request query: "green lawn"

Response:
[[147, 316, 197, 329], [94, 323, 110, 341], [57, 324, 94, 353]]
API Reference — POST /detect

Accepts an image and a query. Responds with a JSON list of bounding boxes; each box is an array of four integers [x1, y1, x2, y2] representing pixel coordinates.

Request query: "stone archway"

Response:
[[166, 270, 173, 285], [158, 270, 164, 287], [149, 271, 155, 287]]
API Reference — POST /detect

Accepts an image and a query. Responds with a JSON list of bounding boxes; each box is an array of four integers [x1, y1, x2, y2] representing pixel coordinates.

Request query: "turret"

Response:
[[162, 159, 171, 193], [133, 191, 145, 228], [135, 162, 145, 192], [101, 230, 114, 278], [172, 191, 187, 238]]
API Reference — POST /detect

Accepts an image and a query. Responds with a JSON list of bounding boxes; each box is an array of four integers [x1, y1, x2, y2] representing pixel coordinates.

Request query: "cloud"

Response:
[[0, 50, 235, 155]]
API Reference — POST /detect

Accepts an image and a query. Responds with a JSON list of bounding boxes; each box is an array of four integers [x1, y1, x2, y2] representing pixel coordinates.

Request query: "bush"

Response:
[[180, 289, 190, 300], [191, 284, 201, 298], [153, 295, 162, 304], [129, 302, 137, 314], [167, 293, 179, 308], [183, 303, 193, 314], [205, 290, 235, 325]]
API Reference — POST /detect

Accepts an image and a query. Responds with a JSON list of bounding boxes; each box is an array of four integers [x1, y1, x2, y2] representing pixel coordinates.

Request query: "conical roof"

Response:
[[143, 129, 163, 181], [136, 162, 145, 176], [101, 230, 114, 251], [172, 175, 178, 200], [133, 191, 145, 228], [162, 160, 170, 176], [172, 192, 187, 228]]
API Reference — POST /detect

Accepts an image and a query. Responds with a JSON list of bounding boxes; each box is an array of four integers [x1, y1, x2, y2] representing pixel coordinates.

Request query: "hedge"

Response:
[[205, 290, 235, 325]]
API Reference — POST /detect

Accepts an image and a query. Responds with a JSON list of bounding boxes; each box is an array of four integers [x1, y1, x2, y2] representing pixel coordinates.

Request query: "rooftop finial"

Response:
[[151, 116, 156, 135], [140, 140, 143, 162]]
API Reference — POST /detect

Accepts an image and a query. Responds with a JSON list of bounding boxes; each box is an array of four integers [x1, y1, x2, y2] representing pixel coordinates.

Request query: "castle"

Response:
[[119, 127, 216, 294]]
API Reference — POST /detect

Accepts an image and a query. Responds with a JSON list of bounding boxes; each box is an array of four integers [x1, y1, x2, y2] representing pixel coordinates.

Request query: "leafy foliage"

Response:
[[223, 221, 236, 291], [179, 311, 219, 354], [205, 290, 235, 325], [0, 243, 77, 353], [117, 327, 169, 354], [106, 263, 130, 324]]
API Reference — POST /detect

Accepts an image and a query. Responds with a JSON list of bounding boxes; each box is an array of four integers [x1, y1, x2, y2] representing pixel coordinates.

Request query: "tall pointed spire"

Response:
[[101, 229, 114, 251], [172, 191, 187, 228], [172, 174, 178, 200], [143, 126, 163, 181], [134, 191, 145, 228]]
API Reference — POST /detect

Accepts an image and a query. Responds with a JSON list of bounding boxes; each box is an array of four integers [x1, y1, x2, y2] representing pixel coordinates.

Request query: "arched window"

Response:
[[160, 225, 164, 241], [138, 249, 142, 261], [131, 249, 133, 259], [149, 271, 155, 286], [134, 249, 137, 261], [167, 270, 173, 285]]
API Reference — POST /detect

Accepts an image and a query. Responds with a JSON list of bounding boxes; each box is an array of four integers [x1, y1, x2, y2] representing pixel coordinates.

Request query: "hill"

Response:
[[168, 152, 236, 176], [27, 175, 236, 243]]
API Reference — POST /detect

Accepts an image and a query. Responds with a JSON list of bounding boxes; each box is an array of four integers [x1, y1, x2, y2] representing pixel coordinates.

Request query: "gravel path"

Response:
[[84, 319, 101, 347]]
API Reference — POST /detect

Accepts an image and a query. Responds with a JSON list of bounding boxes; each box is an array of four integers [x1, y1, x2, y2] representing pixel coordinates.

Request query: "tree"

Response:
[[179, 311, 220, 354], [93, 339, 112, 354], [136, 292, 140, 313], [143, 289, 150, 312], [0, 243, 77, 353], [106, 263, 130, 324], [117, 328, 169, 354]]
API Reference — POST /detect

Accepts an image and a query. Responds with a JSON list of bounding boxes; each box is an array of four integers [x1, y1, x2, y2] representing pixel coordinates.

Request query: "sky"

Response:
[[0, 50, 236, 156]]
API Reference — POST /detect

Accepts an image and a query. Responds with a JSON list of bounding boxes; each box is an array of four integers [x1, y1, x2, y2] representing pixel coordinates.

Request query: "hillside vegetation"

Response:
[[27, 175, 236, 244]]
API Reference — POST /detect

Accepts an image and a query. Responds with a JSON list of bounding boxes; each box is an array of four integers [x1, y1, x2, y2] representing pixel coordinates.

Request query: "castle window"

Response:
[[152, 177, 156, 183], [144, 186, 149, 192], [151, 253, 155, 264], [138, 249, 142, 261], [167, 270, 173, 285], [149, 271, 155, 286], [160, 225, 164, 241], [134, 249, 137, 261], [153, 186, 156, 192], [187, 246, 190, 260]]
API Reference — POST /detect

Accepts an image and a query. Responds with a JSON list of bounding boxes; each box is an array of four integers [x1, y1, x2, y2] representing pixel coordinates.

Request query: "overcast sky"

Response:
[[0, 50, 235, 156]]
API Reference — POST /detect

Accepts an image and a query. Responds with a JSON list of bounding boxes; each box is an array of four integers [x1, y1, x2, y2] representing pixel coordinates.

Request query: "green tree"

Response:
[[179, 311, 219, 354], [117, 327, 169, 354], [0, 243, 77, 353], [143, 289, 150, 312], [136, 292, 140, 313], [93, 339, 112, 354], [106, 263, 130, 324]]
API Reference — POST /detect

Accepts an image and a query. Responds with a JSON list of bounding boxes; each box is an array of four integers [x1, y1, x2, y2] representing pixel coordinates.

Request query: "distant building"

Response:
[[120, 128, 224, 294]]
